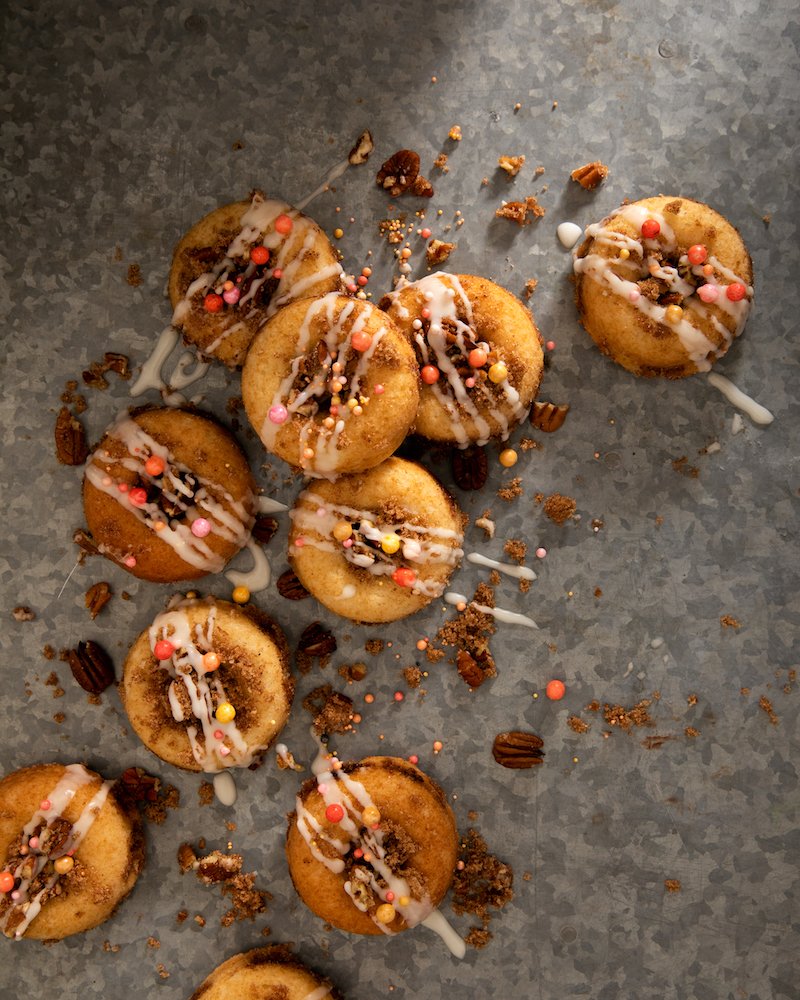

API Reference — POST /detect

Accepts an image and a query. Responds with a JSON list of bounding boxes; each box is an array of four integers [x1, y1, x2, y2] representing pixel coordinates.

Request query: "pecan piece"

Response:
[[570, 160, 609, 190], [66, 639, 115, 693], [177, 843, 198, 873], [410, 174, 434, 198], [457, 649, 489, 689], [426, 239, 455, 267], [492, 731, 545, 768], [495, 196, 545, 225], [12, 606, 35, 621], [84, 581, 112, 619], [119, 767, 160, 803], [251, 515, 278, 545], [55, 406, 89, 465], [104, 352, 131, 378], [452, 445, 488, 491], [498, 154, 525, 177], [73, 527, 99, 556], [276, 569, 310, 601], [298, 622, 337, 659], [81, 361, 109, 390], [376, 149, 420, 197], [529, 401, 570, 433], [348, 128, 374, 165]]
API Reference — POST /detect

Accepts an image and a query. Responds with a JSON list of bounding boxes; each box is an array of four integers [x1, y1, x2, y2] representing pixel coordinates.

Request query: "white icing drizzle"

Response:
[[0, 765, 111, 939], [256, 495, 289, 514], [150, 596, 260, 772], [706, 373, 775, 426], [291, 488, 463, 599], [384, 272, 528, 446], [295, 157, 352, 212], [574, 204, 753, 371], [130, 325, 180, 397], [225, 537, 271, 592], [444, 592, 539, 629], [85, 412, 254, 573], [212, 772, 237, 806], [421, 909, 467, 959], [557, 222, 583, 250], [466, 552, 536, 581]]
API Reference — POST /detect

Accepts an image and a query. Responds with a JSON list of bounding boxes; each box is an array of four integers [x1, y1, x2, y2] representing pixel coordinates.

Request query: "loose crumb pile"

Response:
[[720, 615, 742, 629], [178, 844, 271, 926], [451, 829, 513, 949], [302, 684, 355, 734], [603, 700, 654, 730], [435, 583, 497, 688], [497, 477, 522, 501], [541, 493, 577, 525]]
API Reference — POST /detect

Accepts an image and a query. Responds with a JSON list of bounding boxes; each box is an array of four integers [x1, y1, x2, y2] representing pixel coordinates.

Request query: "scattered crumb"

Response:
[[194, 913, 206, 927], [365, 639, 384, 656], [182, 846, 271, 926], [433, 152, 449, 173], [523, 278, 538, 299], [503, 539, 527, 564], [451, 829, 513, 950], [664, 880, 681, 894], [448, 125, 462, 141], [642, 735, 674, 750], [567, 716, 590, 734], [147, 937, 160, 949], [519, 578, 530, 594], [426, 646, 445, 663], [534, 166, 545, 176], [740, 687, 750, 696], [403, 666, 423, 688], [426, 238, 456, 267], [543, 493, 576, 525], [497, 477, 522, 502], [570, 160, 609, 190], [45, 671, 59, 687], [685, 727, 700, 738], [672, 456, 699, 478], [198, 782, 214, 806], [522, 871, 532, 881], [126, 263, 142, 287], [497, 155, 525, 177], [759, 696, 779, 725], [720, 615, 741, 629], [156, 964, 170, 980], [438, 583, 497, 688], [762, 214, 771, 226], [42, 645, 56, 660], [465, 927, 492, 948], [338, 662, 367, 683], [232, 140, 244, 151], [603, 700, 654, 730], [687, 694, 698, 706], [586, 700, 600, 712], [12, 606, 35, 622], [302, 684, 354, 734], [475, 513, 496, 538], [495, 196, 545, 225], [594, 587, 603, 598], [53, 712, 65, 724], [103, 940, 121, 953], [519, 438, 540, 451], [176, 910, 188, 924]]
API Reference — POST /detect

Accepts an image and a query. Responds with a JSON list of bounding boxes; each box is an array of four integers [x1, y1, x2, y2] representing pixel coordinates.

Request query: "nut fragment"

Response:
[[66, 639, 115, 693], [426, 239, 455, 267], [73, 527, 100, 557], [452, 446, 488, 491], [456, 649, 494, 689], [376, 149, 420, 197], [570, 160, 609, 190], [177, 843, 198, 873], [104, 352, 131, 378], [55, 406, 89, 465], [495, 196, 545, 226], [410, 174, 434, 198], [297, 622, 337, 659], [348, 129, 374, 165], [498, 155, 525, 177], [276, 569, 310, 601], [251, 515, 278, 545], [12, 606, 35, 622], [85, 582, 112, 619], [529, 401, 570, 433], [492, 731, 545, 768]]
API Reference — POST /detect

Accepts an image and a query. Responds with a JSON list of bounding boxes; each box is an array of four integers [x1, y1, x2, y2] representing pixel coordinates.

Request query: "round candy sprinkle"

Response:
[[273, 268, 283, 279], [203, 292, 224, 313], [392, 567, 416, 588], [376, 903, 396, 924], [223, 286, 240, 305], [385, 890, 395, 902], [202, 651, 220, 672], [364, 693, 375, 704], [346, 281, 358, 293], [214, 730, 224, 740], [28, 837, 39, 850], [250, 245, 269, 265], [124, 555, 137, 568], [488, 361, 508, 383], [333, 520, 352, 542], [468, 348, 488, 368], [351, 331, 373, 352], [325, 803, 345, 823], [191, 517, 211, 538], [54, 856, 74, 875], [394, 691, 404, 702], [408, 754, 419, 765], [154, 520, 166, 532], [362, 805, 381, 826], [420, 307, 431, 320], [665, 304, 684, 324], [294, 536, 306, 547], [433, 740, 443, 753], [456, 860, 465, 871], [232, 586, 250, 604], [535, 547, 547, 559], [374, 384, 384, 395], [268, 404, 288, 425], [726, 282, 746, 302], [465, 377, 476, 388], [415, 639, 428, 651], [546, 340, 556, 351], [702, 263, 714, 277], [381, 533, 401, 554], [687, 244, 708, 265], [128, 487, 147, 507], [628, 290, 640, 303], [215, 702, 236, 723], [40, 799, 51, 811], [697, 284, 719, 304], [499, 449, 518, 468], [144, 455, 165, 476], [421, 365, 440, 384], [546, 678, 566, 700], [219, 746, 230, 757], [618, 248, 630, 260], [357, 275, 368, 286], [117, 483, 129, 493], [0, 872, 14, 893], [154, 639, 174, 661], [342, 538, 353, 548], [399, 895, 410, 906], [275, 214, 293, 235], [353, 848, 363, 859], [641, 219, 660, 238]]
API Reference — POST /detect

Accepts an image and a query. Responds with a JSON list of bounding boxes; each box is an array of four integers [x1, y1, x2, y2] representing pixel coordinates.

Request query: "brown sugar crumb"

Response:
[[664, 879, 682, 894], [338, 661, 367, 683], [403, 666, 423, 689], [495, 196, 545, 225], [426, 238, 456, 267], [672, 455, 700, 478], [593, 587, 603, 599], [45, 671, 60, 687], [176, 910, 188, 924], [759, 695, 779, 725], [146, 936, 160, 949], [53, 712, 65, 724], [740, 687, 750, 696], [685, 727, 700, 738], [451, 829, 513, 949], [543, 493, 576, 525], [13, 605, 36, 622], [489, 570, 501, 586], [519, 438, 540, 452], [497, 155, 525, 177], [448, 124, 462, 141], [465, 927, 493, 949], [118, 767, 180, 825], [365, 638, 384, 656], [519, 578, 531, 594], [503, 539, 527, 564], [194, 914, 206, 927], [523, 278, 538, 299], [103, 940, 121, 952], [42, 645, 56, 660], [720, 615, 741, 629], [687, 694, 698, 706], [426, 646, 445, 663], [586, 700, 600, 712], [762, 214, 771, 226], [568, 716, 590, 734], [433, 152, 449, 173], [156, 964, 170, 980], [52, 685, 65, 699], [570, 160, 609, 190], [126, 263, 142, 286], [184, 846, 271, 926], [302, 684, 355, 734], [497, 477, 522, 501], [295, 622, 337, 673], [198, 782, 214, 806], [437, 583, 497, 688], [603, 699, 654, 730]]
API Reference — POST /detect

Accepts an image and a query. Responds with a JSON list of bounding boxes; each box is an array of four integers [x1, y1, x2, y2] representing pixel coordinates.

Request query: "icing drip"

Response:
[[212, 772, 237, 806], [706, 373, 774, 425], [421, 909, 467, 959], [295, 157, 352, 211], [557, 222, 583, 250], [225, 537, 271, 593], [85, 413, 254, 573], [445, 591, 539, 629], [0, 765, 111, 939], [466, 552, 536, 581], [256, 495, 289, 514]]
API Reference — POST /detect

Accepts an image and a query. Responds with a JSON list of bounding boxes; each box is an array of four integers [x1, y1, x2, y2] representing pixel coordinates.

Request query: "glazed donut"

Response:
[[83, 407, 256, 582], [0, 763, 144, 941], [573, 195, 754, 378], [169, 191, 343, 367], [121, 596, 293, 773], [242, 294, 419, 478], [188, 946, 342, 1000], [380, 272, 544, 446], [286, 755, 459, 937], [287, 457, 464, 623]]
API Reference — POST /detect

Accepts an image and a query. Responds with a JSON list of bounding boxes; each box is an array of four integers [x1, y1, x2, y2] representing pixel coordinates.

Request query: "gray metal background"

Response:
[[1, 1, 797, 997]]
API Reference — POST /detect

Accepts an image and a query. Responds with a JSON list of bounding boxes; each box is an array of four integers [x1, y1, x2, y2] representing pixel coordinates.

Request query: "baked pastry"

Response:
[[286, 755, 459, 937], [188, 945, 341, 1000], [380, 272, 543, 446], [242, 294, 419, 477], [0, 763, 144, 941], [169, 191, 343, 367], [288, 457, 464, 623], [122, 596, 293, 772], [573, 195, 754, 377], [83, 407, 256, 582]]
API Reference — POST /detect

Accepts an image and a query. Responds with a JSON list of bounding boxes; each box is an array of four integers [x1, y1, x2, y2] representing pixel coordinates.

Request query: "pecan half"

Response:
[[376, 149, 420, 196], [492, 731, 545, 768], [348, 129, 374, 165], [84, 581, 112, 619], [276, 569, 310, 600], [298, 622, 337, 659], [457, 649, 489, 689], [452, 445, 488, 491], [529, 401, 570, 433], [251, 515, 278, 545], [55, 406, 89, 465], [67, 639, 115, 693], [570, 160, 609, 190]]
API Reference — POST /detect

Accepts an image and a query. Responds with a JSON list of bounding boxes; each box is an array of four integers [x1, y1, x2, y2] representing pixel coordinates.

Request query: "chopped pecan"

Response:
[[495, 196, 545, 225], [276, 569, 310, 601], [492, 731, 545, 768], [426, 239, 455, 267], [177, 842, 198, 873], [104, 352, 131, 378], [457, 649, 490, 689], [498, 155, 525, 176], [81, 361, 109, 390], [452, 446, 488, 491], [348, 129, 374, 165], [73, 528, 99, 556], [118, 767, 161, 804], [529, 401, 570, 433], [298, 622, 337, 659], [376, 149, 420, 196], [411, 174, 434, 198], [66, 639, 115, 693], [84, 582, 112, 619], [570, 160, 609, 190], [55, 406, 89, 465], [251, 515, 278, 545], [12, 606, 35, 621]]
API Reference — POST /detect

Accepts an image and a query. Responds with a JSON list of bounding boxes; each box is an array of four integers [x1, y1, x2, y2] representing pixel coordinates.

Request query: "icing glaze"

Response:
[[466, 552, 536, 581], [445, 591, 539, 629], [557, 222, 583, 249], [706, 373, 774, 425], [225, 537, 271, 593], [212, 772, 237, 806]]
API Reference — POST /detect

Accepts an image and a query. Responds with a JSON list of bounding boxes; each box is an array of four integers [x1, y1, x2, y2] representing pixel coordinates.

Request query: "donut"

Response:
[[169, 191, 343, 368], [242, 294, 419, 478], [573, 195, 754, 378], [121, 596, 293, 772], [380, 272, 544, 446], [0, 763, 144, 941], [286, 755, 459, 937], [188, 945, 342, 1000], [287, 457, 464, 623], [83, 407, 256, 582]]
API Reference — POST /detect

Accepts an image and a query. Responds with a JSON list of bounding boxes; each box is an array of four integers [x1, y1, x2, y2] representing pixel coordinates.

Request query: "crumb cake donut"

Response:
[[83, 407, 256, 582], [573, 195, 754, 378], [169, 191, 343, 367], [122, 596, 293, 772], [286, 755, 459, 937], [288, 457, 464, 623], [0, 763, 144, 941], [242, 294, 419, 478], [189, 945, 342, 1000], [380, 273, 544, 446]]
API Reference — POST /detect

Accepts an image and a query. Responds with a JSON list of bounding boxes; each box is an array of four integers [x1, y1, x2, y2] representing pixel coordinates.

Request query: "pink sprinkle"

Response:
[[219, 746, 230, 757], [10, 891, 20, 901], [465, 377, 475, 388], [19, 846, 28, 856], [40, 799, 51, 811], [353, 848, 363, 859], [67, 849, 75, 857], [408, 754, 419, 764], [628, 289, 640, 302], [28, 837, 39, 850], [294, 536, 306, 547], [536, 547, 547, 559], [222, 287, 240, 305], [101, 476, 112, 487], [191, 517, 211, 538], [268, 404, 288, 425], [394, 691, 404, 702], [373, 384, 385, 395], [124, 556, 137, 567], [546, 340, 556, 351], [272, 268, 283, 279], [357, 275, 368, 286], [421, 308, 431, 319], [697, 283, 719, 303], [342, 538, 353, 548], [214, 730, 224, 740], [347, 282, 358, 293], [421, 228, 431, 239], [385, 891, 395, 902], [457, 860, 465, 871], [117, 483, 129, 493]]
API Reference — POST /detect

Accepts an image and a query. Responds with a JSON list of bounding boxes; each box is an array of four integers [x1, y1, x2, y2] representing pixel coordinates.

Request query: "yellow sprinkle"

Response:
[[488, 361, 508, 384], [399, 895, 410, 907], [375, 903, 396, 924], [665, 304, 684, 324], [381, 534, 401, 554], [332, 521, 352, 541], [619, 248, 630, 260], [231, 586, 250, 605], [499, 448, 518, 468], [54, 856, 74, 875], [362, 805, 381, 826], [333, 228, 344, 239], [215, 702, 236, 723]]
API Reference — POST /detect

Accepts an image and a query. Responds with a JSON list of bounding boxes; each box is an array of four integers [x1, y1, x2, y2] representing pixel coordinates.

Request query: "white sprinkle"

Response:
[[557, 222, 583, 250]]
